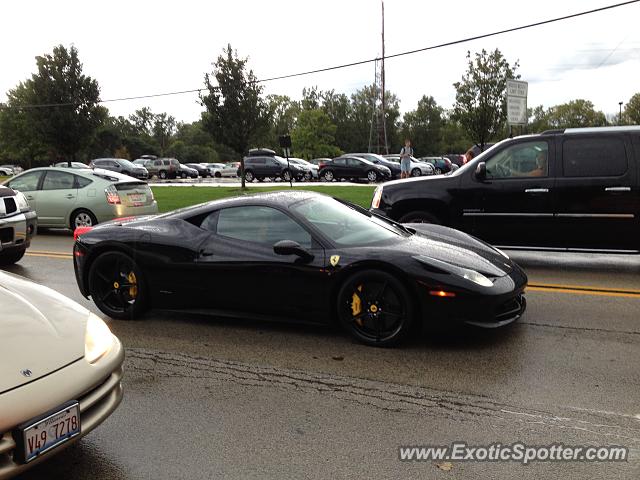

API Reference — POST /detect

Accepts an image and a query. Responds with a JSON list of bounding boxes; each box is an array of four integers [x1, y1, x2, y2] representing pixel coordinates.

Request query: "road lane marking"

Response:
[[528, 284, 640, 299], [26, 250, 73, 259], [529, 282, 640, 295]]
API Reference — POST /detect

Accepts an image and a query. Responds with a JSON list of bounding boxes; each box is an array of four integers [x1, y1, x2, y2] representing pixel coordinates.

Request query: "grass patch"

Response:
[[151, 185, 376, 213]]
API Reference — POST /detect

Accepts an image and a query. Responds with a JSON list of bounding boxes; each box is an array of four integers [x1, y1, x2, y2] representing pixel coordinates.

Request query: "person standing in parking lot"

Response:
[[399, 139, 413, 179]]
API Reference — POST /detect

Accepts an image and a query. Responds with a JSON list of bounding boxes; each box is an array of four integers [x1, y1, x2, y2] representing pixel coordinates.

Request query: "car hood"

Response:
[[401, 223, 513, 277], [0, 271, 87, 393]]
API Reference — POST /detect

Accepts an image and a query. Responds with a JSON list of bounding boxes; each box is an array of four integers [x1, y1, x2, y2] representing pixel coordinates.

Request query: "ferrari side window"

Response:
[[217, 206, 312, 248]]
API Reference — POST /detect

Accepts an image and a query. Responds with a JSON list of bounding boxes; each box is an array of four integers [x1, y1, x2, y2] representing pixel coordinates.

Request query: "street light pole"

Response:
[[619, 101, 623, 125]]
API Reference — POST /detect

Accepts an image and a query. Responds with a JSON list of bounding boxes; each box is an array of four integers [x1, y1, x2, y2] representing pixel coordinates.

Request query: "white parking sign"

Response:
[[506, 79, 528, 125]]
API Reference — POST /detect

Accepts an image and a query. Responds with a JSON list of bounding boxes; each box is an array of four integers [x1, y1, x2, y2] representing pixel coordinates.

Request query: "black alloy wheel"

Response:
[[0, 248, 26, 266], [88, 251, 148, 320], [322, 170, 334, 182], [337, 270, 414, 347]]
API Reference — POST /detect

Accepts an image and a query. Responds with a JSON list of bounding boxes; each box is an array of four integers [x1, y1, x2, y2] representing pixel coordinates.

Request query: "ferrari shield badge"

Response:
[[330, 255, 340, 267]]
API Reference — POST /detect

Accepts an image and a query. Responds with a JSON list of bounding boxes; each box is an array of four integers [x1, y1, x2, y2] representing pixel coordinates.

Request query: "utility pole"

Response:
[[368, 0, 389, 155]]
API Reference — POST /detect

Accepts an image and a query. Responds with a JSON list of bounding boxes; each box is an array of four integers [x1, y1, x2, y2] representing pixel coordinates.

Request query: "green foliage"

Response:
[[291, 109, 342, 159], [624, 93, 640, 125], [453, 49, 519, 150], [0, 45, 102, 165], [528, 100, 607, 130], [200, 44, 270, 158]]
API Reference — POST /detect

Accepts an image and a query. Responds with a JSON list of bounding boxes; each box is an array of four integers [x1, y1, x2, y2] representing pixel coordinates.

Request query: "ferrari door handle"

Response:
[[524, 188, 549, 193], [605, 187, 630, 192]]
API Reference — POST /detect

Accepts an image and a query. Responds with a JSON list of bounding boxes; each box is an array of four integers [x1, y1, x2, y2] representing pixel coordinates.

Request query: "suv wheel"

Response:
[[367, 170, 379, 182], [159, 170, 167, 179], [244, 170, 255, 182], [398, 211, 441, 224], [322, 170, 334, 182], [282, 170, 292, 182]]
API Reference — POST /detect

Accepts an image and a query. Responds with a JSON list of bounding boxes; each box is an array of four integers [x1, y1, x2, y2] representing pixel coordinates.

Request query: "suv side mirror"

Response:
[[273, 240, 314, 262], [475, 162, 487, 180]]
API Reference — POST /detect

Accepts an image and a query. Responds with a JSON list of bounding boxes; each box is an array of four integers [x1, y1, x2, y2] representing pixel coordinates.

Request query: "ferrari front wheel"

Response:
[[337, 270, 414, 347], [88, 251, 148, 320]]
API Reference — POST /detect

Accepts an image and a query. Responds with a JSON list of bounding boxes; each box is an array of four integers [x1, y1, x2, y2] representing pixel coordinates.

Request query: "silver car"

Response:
[[4, 167, 158, 229], [0, 270, 123, 478]]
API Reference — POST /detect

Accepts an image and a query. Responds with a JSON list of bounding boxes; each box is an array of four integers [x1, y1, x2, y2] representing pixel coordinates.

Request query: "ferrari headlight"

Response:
[[413, 255, 494, 288], [85, 313, 114, 363], [15, 191, 31, 212], [493, 246, 510, 259]]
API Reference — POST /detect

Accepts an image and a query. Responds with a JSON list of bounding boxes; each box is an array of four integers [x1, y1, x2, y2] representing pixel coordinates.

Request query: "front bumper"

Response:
[[0, 211, 37, 253], [0, 338, 124, 479]]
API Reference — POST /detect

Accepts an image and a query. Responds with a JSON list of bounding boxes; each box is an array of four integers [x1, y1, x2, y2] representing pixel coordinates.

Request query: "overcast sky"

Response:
[[2, 0, 639, 122]]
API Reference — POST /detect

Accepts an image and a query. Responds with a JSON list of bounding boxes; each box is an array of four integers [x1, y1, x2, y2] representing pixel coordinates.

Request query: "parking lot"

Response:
[[5, 232, 639, 479]]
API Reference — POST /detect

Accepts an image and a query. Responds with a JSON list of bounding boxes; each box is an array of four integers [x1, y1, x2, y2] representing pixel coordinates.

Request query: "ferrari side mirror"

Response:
[[273, 240, 314, 262], [475, 162, 487, 180]]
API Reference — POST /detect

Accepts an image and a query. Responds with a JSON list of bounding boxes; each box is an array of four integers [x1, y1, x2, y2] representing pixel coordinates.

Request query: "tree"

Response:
[[266, 94, 300, 138], [349, 85, 401, 153], [13, 45, 102, 164], [200, 44, 269, 188], [291, 109, 342, 159], [401, 96, 444, 155], [624, 93, 640, 125], [320, 90, 354, 153], [453, 49, 519, 151], [545, 100, 607, 128], [152, 112, 177, 155]]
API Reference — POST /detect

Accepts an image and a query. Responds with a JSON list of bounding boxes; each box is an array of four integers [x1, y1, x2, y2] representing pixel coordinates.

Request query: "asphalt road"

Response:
[[5, 232, 640, 479]]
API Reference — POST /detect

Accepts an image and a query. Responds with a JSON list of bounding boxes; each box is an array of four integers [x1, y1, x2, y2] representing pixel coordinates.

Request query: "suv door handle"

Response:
[[524, 188, 549, 193], [605, 187, 630, 192], [26, 195, 34, 200], [65, 194, 75, 199]]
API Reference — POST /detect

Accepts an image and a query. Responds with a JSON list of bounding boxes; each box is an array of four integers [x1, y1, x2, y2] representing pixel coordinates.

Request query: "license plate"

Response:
[[14, 401, 81, 463], [127, 193, 145, 203]]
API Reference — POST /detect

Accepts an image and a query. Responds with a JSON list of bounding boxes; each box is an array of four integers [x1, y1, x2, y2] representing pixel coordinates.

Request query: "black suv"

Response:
[[318, 156, 391, 182], [370, 126, 640, 251], [241, 155, 306, 182], [90, 158, 149, 180]]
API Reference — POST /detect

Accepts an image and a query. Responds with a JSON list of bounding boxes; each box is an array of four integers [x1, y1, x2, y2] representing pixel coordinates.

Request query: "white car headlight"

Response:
[[460, 268, 494, 287], [85, 313, 114, 363], [371, 185, 383, 209], [15, 191, 31, 212]]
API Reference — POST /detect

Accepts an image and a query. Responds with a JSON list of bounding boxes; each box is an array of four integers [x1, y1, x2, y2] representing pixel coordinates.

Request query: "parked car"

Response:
[[0, 166, 15, 176], [240, 155, 307, 182], [0, 165, 23, 175], [418, 156, 453, 174], [0, 270, 123, 477], [4, 167, 158, 229], [89, 158, 149, 180], [287, 158, 316, 180], [382, 155, 435, 177], [371, 126, 640, 251], [185, 163, 210, 177], [0, 185, 37, 265], [444, 154, 465, 167], [53, 162, 91, 170], [202, 163, 226, 178], [73, 191, 527, 346], [177, 164, 199, 179], [318, 156, 391, 182], [219, 162, 240, 178], [134, 157, 180, 179], [340, 153, 402, 179], [309, 158, 331, 166]]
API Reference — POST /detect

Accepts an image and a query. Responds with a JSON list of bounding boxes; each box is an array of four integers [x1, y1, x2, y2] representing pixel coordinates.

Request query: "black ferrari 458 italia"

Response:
[[73, 191, 527, 346]]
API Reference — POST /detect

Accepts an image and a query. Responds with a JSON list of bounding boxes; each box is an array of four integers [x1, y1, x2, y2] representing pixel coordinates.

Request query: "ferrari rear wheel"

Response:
[[88, 251, 148, 320], [337, 270, 414, 347]]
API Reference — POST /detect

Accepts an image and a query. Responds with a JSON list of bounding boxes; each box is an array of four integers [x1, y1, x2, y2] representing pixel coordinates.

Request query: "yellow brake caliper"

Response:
[[127, 272, 138, 299], [351, 285, 363, 326]]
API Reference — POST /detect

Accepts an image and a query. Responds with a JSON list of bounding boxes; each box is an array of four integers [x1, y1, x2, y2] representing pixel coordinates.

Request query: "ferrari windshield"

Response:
[[291, 196, 404, 246]]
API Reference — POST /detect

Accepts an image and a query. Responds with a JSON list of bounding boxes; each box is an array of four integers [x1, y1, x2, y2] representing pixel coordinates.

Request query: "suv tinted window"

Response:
[[217, 206, 311, 248], [246, 158, 266, 165], [562, 137, 627, 177], [485, 141, 549, 179]]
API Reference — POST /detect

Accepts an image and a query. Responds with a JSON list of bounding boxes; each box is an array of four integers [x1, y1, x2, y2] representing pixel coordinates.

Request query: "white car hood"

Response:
[[0, 271, 87, 393]]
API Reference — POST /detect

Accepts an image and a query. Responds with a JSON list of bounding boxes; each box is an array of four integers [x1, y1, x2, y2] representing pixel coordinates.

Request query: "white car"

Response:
[[0, 167, 14, 176], [0, 271, 123, 478]]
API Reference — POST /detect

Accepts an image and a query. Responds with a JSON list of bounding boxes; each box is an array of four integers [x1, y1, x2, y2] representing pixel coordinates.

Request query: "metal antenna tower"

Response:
[[368, 0, 388, 155]]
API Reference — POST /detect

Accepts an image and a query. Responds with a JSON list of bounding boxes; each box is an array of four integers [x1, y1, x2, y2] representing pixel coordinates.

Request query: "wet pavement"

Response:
[[4, 233, 640, 479]]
